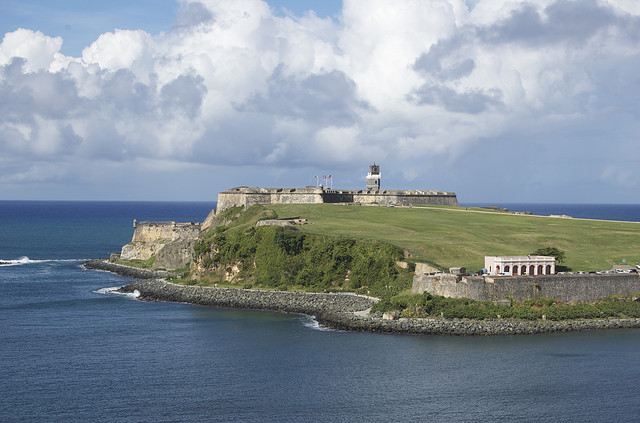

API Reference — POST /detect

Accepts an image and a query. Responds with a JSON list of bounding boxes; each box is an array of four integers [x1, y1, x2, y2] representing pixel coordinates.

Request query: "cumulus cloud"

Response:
[[1, 0, 640, 201]]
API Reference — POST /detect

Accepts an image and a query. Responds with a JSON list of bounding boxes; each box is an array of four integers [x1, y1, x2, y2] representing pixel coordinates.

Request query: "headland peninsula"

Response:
[[82, 165, 640, 335], [85, 193, 640, 336]]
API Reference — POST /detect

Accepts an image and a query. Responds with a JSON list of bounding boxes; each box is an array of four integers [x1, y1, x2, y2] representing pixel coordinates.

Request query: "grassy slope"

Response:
[[268, 204, 640, 272]]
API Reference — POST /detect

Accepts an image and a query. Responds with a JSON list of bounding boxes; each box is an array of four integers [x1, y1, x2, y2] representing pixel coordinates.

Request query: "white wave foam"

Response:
[[0, 256, 35, 267], [0, 257, 88, 267], [94, 286, 141, 299], [300, 315, 337, 332]]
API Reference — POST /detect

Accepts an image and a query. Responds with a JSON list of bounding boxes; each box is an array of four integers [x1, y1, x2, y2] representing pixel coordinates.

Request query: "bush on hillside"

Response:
[[192, 205, 409, 294]]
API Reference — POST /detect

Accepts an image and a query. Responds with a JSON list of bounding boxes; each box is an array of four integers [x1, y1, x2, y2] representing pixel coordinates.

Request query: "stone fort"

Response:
[[216, 164, 459, 212], [117, 165, 457, 271]]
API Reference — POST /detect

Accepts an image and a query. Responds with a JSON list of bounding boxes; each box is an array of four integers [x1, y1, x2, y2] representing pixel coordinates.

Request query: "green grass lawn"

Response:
[[267, 204, 640, 272]]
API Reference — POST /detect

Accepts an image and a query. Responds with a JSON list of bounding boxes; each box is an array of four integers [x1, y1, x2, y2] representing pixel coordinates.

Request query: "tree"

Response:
[[531, 246, 565, 263]]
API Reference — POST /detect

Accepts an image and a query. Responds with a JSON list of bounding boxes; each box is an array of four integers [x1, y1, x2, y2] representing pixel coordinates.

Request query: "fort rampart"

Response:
[[217, 187, 324, 212], [216, 187, 458, 212], [412, 272, 640, 302]]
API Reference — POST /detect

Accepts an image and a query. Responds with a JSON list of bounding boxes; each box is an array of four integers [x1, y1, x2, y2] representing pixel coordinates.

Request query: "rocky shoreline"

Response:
[[83, 259, 180, 280], [85, 259, 640, 336]]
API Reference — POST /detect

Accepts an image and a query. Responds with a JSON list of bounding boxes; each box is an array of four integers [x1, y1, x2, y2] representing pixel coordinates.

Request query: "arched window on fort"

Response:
[[546, 265, 551, 274], [529, 265, 535, 275], [505, 265, 510, 273], [512, 266, 518, 275], [538, 265, 543, 275], [496, 265, 500, 274], [521, 265, 527, 275]]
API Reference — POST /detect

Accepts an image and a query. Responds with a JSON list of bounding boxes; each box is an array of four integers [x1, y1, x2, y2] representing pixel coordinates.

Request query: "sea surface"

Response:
[[1, 201, 640, 422], [462, 202, 640, 222]]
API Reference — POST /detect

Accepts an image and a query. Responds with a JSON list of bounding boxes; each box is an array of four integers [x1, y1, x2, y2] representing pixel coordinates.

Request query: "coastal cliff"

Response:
[[119, 221, 201, 270]]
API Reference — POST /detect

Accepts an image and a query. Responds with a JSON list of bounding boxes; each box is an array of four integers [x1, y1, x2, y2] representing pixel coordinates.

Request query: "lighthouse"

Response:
[[365, 164, 381, 191]]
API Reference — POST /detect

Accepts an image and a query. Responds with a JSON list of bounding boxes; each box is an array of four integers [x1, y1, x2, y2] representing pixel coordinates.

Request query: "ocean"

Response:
[[1, 201, 640, 422], [462, 203, 640, 222]]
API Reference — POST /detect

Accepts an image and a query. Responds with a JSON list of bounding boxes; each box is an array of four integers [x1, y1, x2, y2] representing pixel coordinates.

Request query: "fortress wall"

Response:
[[217, 187, 459, 211], [412, 274, 486, 299], [270, 191, 323, 205], [217, 192, 248, 211], [418, 194, 459, 206], [352, 193, 459, 207], [244, 193, 272, 209], [217, 188, 324, 212], [413, 273, 640, 302], [322, 192, 355, 203]]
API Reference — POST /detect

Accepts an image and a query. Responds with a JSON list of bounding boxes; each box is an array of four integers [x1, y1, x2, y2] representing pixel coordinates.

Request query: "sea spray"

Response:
[[94, 286, 141, 299]]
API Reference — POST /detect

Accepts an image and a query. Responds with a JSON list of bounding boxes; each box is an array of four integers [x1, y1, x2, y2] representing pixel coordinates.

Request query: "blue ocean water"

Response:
[[463, 203, 640, 222], [2, 202, 640, 422]]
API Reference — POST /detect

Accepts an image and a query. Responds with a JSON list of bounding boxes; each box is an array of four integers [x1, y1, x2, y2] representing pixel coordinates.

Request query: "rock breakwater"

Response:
[[83, 259, 179, 280], [119, 279, 375, 316], [86, 260, 640, 336], [325, 312, 640, 336], [118, 279, 640, 336]]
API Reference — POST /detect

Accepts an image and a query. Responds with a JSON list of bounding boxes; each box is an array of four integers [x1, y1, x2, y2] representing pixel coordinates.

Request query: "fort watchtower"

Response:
[[366, 164, 381, 191]]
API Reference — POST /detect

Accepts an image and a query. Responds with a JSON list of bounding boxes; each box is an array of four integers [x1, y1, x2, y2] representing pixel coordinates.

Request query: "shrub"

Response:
[[531, 246, 566, 263], [543, 303, 601, 320], [596, 300, 640, 318]]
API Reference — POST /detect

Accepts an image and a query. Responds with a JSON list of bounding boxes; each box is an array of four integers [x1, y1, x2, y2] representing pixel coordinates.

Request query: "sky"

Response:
[[1, 0, 640, 203]]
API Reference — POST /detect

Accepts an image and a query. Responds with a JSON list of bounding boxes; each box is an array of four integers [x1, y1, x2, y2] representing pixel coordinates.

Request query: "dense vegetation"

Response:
[[372, 293, 640, 320], [191, 205, 414, 296]]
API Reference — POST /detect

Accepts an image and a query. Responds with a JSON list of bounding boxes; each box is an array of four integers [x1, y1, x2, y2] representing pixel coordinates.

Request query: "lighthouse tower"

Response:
[[365, 164, 381, 191]]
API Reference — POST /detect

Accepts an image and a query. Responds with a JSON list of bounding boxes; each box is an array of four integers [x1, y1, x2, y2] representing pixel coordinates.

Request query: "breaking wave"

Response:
[[94, 286, 141, 299], [300, 315, 338, 332], [0, 257, 88, 267]]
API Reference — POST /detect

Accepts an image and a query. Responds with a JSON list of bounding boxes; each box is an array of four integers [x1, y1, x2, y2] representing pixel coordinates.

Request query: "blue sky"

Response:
[[0, 0, 342, 57], [1, 0, 640, 203]]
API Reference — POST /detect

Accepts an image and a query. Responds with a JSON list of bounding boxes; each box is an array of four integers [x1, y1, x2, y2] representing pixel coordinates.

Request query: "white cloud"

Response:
[[0, 28, 66, 72], [82, 30, 155, 82], [1, 0, 640, 201]]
